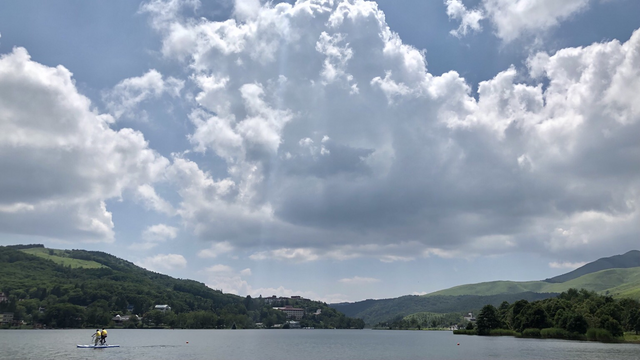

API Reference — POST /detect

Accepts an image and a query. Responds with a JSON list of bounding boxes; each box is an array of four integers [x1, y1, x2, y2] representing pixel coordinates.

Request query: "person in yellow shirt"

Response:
[[92, 329, 101, 346], [100, 328, 108, 345]]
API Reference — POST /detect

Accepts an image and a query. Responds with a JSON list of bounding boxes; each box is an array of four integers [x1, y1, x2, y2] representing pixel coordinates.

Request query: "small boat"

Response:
[[77, 344, 120, 349]]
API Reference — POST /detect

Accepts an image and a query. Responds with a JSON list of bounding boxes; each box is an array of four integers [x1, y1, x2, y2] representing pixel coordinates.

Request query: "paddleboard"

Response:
[[77, 344, 120, 348]]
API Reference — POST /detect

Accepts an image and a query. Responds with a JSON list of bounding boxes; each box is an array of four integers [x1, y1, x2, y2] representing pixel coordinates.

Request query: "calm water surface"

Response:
[[1, 329, 639, 360]]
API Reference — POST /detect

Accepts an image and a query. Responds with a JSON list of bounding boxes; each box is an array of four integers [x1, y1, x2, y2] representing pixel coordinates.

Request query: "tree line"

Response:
[[460, 288, 640, 342], [374, 312, 462, 330]]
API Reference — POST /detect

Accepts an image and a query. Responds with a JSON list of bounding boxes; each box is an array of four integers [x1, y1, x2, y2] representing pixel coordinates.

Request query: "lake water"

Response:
[[1, 329, 639, 360]]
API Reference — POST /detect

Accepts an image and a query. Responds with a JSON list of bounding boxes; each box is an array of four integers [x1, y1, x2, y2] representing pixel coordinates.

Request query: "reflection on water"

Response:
[[1, 329, 639, 360]]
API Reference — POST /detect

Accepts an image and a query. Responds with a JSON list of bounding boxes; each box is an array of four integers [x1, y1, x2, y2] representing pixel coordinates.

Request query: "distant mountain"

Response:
[[423, 267, 640, 298], [330, 250, 640, 325], [331, 292, 557, 326], [424, 250, 640, 298], [545, 250, 640, 283]]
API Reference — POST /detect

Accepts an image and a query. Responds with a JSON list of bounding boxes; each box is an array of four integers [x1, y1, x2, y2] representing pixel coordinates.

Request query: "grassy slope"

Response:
[[423, 267, 640, 299], [424, 280, 547, 297], [545, 250, 640, 283], [20, 248, 106, 269]]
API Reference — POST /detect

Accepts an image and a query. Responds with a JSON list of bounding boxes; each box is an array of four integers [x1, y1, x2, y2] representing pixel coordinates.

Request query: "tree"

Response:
[[566, 313, 588, 334], [517, 304, 550, 332], [476, 305, 501, 335], [600, 316, 624, 338], [626, 309, 639, 333], [44, 303, 85, 328]]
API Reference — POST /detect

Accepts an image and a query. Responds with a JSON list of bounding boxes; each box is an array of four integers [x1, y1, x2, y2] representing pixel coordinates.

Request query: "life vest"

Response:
[[101, 329, 107, 336]]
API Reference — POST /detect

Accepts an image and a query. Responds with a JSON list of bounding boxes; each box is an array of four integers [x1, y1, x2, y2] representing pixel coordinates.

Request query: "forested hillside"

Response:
[[0, 245, 363, 329], [331, 292, 557, 326]]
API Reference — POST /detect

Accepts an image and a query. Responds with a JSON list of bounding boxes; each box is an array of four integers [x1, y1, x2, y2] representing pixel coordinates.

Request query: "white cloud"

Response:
[[484, 0, 590, 42], [250, 248, 320, 263], [103, 69, 184, 120], [197, 241, 235, 258], [249, 243, 424, 263], [135, 184, 175, 215], [0, 47, 169, 242], [130, 224, 178, 250], [138, 253, 187, 271], [446, 0, 590, 42], [143, 224, 179, 242], [205, 264, 234, 273], [143, 0, 640, 264], [549, 261, 587, 269], [234, 0, 262, 21], [339, 276, 380, 285], [445, 0, 484, 37]]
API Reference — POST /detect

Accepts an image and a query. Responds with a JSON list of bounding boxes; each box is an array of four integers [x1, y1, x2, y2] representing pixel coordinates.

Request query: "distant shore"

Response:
[[453, 328, 640, 344]]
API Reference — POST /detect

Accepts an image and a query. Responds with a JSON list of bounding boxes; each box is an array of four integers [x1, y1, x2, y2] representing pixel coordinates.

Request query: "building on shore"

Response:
[[0, 313, 14, 325], [154, 304, 171, 312], [273, 305, 305, 320], [463, 312, 476, 322]]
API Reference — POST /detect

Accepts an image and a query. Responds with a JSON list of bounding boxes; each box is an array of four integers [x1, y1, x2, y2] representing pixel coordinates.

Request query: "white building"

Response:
[[154, 304, 171, 312], [273, 305, 305, 320], [463, 312, 476, 322], [287, 321, 301, 329]]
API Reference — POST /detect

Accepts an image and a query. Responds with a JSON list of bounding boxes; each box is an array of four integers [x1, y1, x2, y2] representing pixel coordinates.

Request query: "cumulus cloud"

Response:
[[0, 47, 169, 242], [234, 0, 262, 21], [130, 223, 179, 250], [197, 241, 235, 258], [549, 261, 587, 269], [135, 184, 175, 215], [484, 0, 590, 42], [339, 276, 380, 285], [205, 264, 234, 273], [145, 224, 178, 241], [445, 0, 484, 37], [446, 0, 590, 42], [142, 0, 640, 264], [250, 248, 320, 262], [138, 253, 187, 271], [103, 69, 184, 120]]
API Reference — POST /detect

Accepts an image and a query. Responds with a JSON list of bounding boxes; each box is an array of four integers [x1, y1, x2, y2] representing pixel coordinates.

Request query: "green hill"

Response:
[[423, 267, 640, 298], [0, 245, 363, 329], [545, 250, 640, 283], [330, 250, 640, 326], [331, 292, 557, 326], [424, 280, 547, 297]]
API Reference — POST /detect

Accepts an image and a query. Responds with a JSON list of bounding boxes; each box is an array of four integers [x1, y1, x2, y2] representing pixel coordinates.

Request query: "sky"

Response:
[[0, 0, 639, 303]]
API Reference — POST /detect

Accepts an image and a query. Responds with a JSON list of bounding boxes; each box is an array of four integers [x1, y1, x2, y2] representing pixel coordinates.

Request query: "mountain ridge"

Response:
[[329, 250, 640, 325], [545, 250, 640, 283]]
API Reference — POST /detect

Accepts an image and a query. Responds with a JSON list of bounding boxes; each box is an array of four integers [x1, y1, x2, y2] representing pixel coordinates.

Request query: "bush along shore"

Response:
[[453, 288, 640, 343]]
